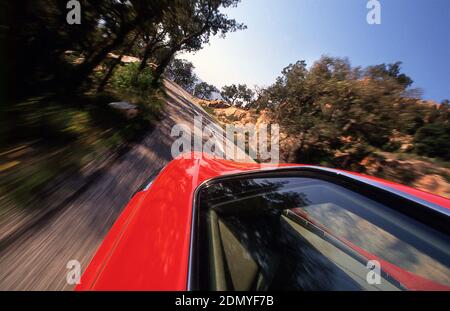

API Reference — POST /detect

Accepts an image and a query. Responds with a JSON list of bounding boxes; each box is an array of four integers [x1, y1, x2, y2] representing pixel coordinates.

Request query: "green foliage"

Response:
[[7, 1, 246, 96], [414, 123, 450, 161], [194, 82, 219, 100], [166, 59, 197, 92], [1, 89, 164, 205], [111, 63, 153, 94], [221, 84, 238, 104], [2, 0, 247, 213], [250, 56, 449, 167], [221, 84, 254, 106], [365, 62, 413, 88]]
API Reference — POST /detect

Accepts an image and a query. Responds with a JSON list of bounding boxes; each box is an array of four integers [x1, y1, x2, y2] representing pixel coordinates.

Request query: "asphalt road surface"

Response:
[[0, 80, 233, 290]]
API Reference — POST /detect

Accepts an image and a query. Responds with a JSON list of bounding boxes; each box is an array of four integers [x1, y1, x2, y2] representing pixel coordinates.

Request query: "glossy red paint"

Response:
[[76, 153, 263, 291], [338, 169, 450, 209], [76, 152, 450, 291]]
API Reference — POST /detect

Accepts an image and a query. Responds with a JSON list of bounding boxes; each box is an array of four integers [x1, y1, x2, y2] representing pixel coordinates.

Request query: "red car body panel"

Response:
[[76, 153, 450, 291]]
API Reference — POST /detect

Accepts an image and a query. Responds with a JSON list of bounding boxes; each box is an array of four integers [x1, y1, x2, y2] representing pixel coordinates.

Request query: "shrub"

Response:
[[111, 63, 153, 94], [414, 123, 450, 161]]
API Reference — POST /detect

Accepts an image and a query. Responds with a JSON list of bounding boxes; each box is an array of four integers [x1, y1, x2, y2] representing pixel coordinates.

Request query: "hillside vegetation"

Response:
[[200, 56, 450, 198], [1, 0, 245, 210]]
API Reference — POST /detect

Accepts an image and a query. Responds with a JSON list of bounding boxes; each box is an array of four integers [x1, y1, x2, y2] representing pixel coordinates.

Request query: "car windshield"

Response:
[[194, 174, 450, 291]]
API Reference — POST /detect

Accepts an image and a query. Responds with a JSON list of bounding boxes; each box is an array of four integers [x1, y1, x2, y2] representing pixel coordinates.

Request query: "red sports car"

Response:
[[76, 153, 450, 291]]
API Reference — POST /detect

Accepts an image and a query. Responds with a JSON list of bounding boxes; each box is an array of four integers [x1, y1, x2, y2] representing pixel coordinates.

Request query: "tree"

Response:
[[166, 59, 197, 92], [364, 61, 413, 89], [414, 123, 450, 161], [7, 0, 173, 94], [152, 0, 246, 84], [221, 84, 238, 104], [253, 56, 435, 166], [221, 84, 254, 106], [7, 0, 105, 95], [236, 84, 254, 106], [7, 1, 246, 94], [97, 30, 142, 92], [137, 25, 167, 72], [71, 0, 170, 90], [194, 82, 219, 100], [249, 85, 276, 111]]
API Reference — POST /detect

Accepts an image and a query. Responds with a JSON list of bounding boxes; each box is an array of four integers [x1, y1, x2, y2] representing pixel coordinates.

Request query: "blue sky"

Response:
[[181, 0, 450, 102]]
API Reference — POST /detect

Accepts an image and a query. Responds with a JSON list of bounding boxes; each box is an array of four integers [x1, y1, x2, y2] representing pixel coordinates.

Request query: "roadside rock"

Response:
[[210, 100, 230, 108], [109, 101, 138, 119], [107, 53, 140, 63], [198, 99, 231, 109], [224, 107, 246, 119]]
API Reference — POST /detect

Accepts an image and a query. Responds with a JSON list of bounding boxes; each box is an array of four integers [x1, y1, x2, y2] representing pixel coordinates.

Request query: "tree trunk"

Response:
[[69, 23, 138, 91], [138, 43, 155, 72], [151, 25, 209, 86], [151, 19, 212, 85], [152, 47, 178, 86]]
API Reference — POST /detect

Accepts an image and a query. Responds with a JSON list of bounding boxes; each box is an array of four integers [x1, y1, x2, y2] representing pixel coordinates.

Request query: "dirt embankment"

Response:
[[199, 99, 450, 199]]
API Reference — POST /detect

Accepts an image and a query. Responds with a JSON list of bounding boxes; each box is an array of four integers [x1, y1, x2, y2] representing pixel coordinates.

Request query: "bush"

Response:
[[414, 123, 450, 161], [111, 63, 153, 94], [294, 144, 332, 165]]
